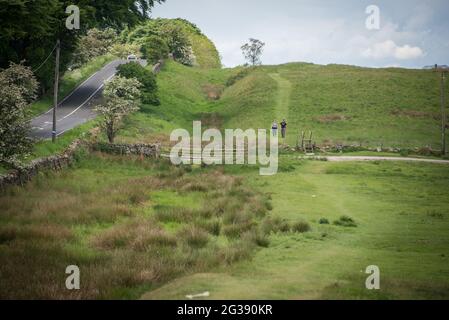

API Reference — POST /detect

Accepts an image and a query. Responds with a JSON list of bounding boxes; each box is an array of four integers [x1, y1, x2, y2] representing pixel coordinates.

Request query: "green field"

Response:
[[0, 153, 274, 299], [1, 154, 448, 299], [143, 158, 449, 300], [1, 20, 449, 300], [116, 60, 448, 152]]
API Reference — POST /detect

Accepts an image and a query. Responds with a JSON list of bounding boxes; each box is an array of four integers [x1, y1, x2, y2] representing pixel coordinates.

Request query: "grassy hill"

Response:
[[117, 60, 448, 151]]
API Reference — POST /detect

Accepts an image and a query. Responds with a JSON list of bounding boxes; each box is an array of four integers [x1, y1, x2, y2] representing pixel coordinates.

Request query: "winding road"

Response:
[[30, 59, 147, 140]]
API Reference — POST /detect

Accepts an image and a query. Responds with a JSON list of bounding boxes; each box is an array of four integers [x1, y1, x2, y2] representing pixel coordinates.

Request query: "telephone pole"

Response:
[[52, 39, 61, 143], [434, 65, 448, 157], [441, 71, 447, 156]]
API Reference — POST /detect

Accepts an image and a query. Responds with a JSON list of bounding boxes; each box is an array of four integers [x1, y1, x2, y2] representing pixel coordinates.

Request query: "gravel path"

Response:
[[320, 156, 449, 165]]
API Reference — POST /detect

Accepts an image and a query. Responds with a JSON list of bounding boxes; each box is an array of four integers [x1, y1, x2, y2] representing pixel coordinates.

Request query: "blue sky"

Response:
[[151, 0, 449, 68]]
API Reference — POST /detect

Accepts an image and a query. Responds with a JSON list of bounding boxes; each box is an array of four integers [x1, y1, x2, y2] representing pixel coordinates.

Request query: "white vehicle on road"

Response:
[[127, 54, 138, 62]]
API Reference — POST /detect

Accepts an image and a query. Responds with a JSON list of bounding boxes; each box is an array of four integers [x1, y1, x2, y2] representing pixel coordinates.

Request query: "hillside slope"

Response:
[[117, 18, 447, 151], [267, 63, 447, 149], [118, 60, 447, 151]]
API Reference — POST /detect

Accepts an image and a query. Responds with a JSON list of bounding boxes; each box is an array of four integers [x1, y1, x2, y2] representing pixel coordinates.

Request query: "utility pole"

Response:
[[441, 71, 447, 157], [434, 65, 448, 157], [52, 39, 60, 143]]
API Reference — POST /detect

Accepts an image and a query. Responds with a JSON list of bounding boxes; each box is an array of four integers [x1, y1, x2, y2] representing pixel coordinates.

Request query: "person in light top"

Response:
[[272, 121, 278, 137]]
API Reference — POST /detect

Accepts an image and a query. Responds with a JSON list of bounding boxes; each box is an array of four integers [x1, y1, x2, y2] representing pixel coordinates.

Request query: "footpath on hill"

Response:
[[269, 73, 292, 124]]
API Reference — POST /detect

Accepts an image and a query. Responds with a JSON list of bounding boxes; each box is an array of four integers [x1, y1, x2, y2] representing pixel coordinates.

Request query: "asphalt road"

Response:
[[30, 59, 146, 140]]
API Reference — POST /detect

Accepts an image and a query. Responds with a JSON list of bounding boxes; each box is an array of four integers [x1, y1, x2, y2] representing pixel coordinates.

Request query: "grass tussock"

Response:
[[291, 221, 311, 233], [333, 216, 358, 228], [261, 216, 312, 235], [0, 153, 272, 299]]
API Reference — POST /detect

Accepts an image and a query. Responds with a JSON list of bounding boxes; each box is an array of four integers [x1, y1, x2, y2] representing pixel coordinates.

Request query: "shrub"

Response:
[[116, 62, 159, 105], [219, 242, 253, 265], [178, 226, 209, 248], [400, 149, 410, 157], [195, 219, 221, 236], [0, 63, 38, 166], [333, 216, 357, 227], [261, 217, 290, 234], [223, 210, 252, 225], [292, 221, 311, 233], [132, 228, 177, 251], [319, 218, 330, 225], [72, 28, 116, 67], [243, 230, 270, 247], [154, 207, 194, 223], [141, 35, 170, 64], [222, 222, 254, 239], [111, 43, 141, 59]]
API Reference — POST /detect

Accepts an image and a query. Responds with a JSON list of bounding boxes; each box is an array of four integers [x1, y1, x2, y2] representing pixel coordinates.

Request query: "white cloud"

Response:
[[394, 44, 425, 59], [362, 40, 424, 60], [152, 0, 447, 68]]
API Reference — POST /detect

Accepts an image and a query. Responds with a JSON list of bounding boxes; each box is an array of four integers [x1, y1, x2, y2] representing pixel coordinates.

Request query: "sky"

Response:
[[151, 0, 449, 68]]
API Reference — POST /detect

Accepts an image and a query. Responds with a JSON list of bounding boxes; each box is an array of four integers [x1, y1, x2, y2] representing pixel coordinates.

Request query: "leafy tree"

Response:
[[0, 63, 38, 166], [111, 43, 141, 59], [84, 0, 166, 28], [117, 62, 159, 105], [126, 19, 195, 66], [241, 38, 265, 66], [140, 35, 170, 64], [162, 24, 195, 65], [0, 0, 165, 93], [95, 76, 141, 143], [71, 28, 117, 68]]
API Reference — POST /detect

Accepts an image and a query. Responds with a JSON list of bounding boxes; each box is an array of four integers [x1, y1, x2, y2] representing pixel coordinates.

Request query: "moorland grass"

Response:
[[0, 152, 273, 299], [142, 158, 449, 300]]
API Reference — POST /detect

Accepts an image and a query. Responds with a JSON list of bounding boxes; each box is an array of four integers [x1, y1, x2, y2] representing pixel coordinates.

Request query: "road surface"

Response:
[[308, 156, 449, 165], [30, 59, 146, 139]]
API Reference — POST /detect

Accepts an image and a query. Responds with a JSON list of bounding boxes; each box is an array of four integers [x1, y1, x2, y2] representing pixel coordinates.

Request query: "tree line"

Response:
[[0, 1, 165, 167], [0, 0, 164, 93]]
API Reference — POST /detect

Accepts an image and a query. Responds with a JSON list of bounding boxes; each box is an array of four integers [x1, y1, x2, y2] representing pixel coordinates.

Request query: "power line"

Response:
[[32, 43, 58, 73]]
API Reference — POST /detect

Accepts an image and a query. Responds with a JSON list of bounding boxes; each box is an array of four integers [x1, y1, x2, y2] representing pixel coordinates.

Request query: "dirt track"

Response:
[[322, 156, 449, 165]]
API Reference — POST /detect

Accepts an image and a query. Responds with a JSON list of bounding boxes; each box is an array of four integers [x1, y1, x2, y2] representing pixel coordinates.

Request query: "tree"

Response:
[[111, 43, 141, 60], [0, 63, 38, 166], [117, 62, 159, 105], [95, 76, 141, 143], [0, 0, 165, 93], [125, 19, 195, 66], [140, 35, 170, 64], [241, 38, 265, 66], [162, 24, 195, 66], [71, 28, 117, 68]]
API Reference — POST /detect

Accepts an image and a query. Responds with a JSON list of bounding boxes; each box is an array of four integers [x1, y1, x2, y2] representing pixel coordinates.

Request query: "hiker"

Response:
[[271, 121, 278, 137], [281, 119, 287, 139]]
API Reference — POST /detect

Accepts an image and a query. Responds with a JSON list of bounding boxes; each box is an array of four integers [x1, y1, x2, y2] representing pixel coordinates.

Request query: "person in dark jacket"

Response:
[[281, 119, 287, 139]]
